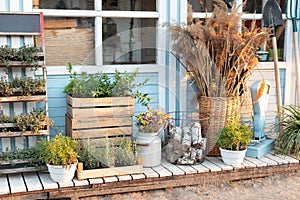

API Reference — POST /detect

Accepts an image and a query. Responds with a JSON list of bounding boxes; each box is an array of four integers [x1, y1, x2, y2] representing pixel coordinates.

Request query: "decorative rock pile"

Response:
[[165, 122, 206, 164]]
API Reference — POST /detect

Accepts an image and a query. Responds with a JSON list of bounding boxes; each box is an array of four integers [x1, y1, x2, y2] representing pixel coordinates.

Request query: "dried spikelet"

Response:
[[253, 79, 269, 103], [187, 4, 193, 25], [170, 0, 270, 97]]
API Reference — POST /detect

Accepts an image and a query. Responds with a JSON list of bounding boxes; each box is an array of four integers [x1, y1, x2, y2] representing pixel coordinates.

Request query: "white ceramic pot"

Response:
[[219, 148, 247, 167], [136, 132, 161, 167], [47, 162, 77, 183]]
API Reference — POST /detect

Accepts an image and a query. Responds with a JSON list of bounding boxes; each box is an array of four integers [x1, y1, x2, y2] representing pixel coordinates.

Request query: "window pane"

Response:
[[102, 0, 156, 11], [40, 0, 94, 10], [102, 18, 156, 64], [41, 17, 95, 66]]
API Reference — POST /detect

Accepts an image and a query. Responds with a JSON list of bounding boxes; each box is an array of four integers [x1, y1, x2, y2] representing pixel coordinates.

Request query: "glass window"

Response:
[[43, 17, 95, 66], [102, 0, 156, 11], [40, 0, 94, 10], [102, 18, 157, 64]]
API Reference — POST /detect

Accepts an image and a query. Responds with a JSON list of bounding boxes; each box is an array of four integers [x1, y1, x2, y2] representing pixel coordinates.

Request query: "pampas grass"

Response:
[[170, 0, 269, 97]]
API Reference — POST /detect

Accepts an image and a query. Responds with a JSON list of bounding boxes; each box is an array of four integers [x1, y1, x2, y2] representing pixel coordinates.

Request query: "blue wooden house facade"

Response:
[[0, 0, 298, 152]]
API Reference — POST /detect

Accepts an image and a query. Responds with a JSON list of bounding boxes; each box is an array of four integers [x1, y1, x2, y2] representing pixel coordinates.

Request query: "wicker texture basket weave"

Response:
[[199, 96, 241, 156]]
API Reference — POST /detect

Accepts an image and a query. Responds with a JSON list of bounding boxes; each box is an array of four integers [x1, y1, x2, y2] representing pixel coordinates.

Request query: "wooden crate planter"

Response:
[[66, 95, 134, 147], [76, 161, 143, 180]]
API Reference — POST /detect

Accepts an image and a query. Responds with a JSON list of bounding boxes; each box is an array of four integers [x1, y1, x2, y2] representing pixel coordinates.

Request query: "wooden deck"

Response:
[[1, 152, 300, 200]]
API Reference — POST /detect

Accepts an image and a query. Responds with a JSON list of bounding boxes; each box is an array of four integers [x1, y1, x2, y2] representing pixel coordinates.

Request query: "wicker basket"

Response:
[[199, 96, 241, 156]]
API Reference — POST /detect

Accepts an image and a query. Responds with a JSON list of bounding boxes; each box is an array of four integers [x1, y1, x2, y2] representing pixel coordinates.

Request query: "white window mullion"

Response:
[[95, 17, 103, 66]]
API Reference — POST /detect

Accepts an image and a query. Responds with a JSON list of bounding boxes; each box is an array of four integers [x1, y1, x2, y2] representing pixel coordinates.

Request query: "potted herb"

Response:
[[217, 119, 253, 166], [275, 105, 300, 158], [135, 107, 170, 167], [38, 134, 79, 183]]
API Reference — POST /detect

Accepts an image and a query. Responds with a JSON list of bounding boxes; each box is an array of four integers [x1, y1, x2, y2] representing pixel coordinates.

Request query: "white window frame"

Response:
[[33, 1, 159, 74]]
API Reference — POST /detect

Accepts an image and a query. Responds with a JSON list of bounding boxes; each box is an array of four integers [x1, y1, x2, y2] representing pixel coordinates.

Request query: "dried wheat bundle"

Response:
[[170, 0, 269, 97]]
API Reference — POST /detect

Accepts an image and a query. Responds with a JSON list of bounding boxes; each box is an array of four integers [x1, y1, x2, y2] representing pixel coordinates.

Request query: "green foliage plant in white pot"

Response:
[[217, 119, 253, 166], [38, 134, 79, 183]]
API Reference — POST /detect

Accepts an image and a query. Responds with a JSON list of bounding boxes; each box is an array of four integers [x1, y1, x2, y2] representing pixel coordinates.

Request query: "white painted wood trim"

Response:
[[95, 17, 102, 66], [35, 65, 159, 76], [34, 9, 159, 18]]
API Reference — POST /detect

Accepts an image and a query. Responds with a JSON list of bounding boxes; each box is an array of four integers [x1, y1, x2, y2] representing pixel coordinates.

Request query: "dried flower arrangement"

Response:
[[170, 0, 269, 97], [136, 107, 171, 133]]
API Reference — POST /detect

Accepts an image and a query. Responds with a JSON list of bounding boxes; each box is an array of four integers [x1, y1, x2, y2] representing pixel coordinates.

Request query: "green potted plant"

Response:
[[217, 119, 253, 166], [38, 134, 79, 182], [135, 107, 170, 167], [275, 105, 300, 158]]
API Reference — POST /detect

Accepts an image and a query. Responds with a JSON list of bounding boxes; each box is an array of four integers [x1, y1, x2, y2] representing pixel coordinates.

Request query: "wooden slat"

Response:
[[131, 174, 146, 180], [38, 172, 59, 190], [201, 159, 222, 172], [143, 167, 159, 178], [0, 61, 44, 68], [0, 130, 49, 138], [160, 159, 185, 176], [240, 159, 256, 168], [206, 157, 234, 170], [117, 175, 132, 181], [258, 156, 278, 166], [103, 176, 118, 183], [67, 105, 134, 118], [58, 180, 74, 188], [77, 165, 143, 180], [273, 154, 300, 164], [71, 127, 132, 138], [88, 178, 104, 185], [45, 19, 77, 29], [0, 95, 47, 103], [0, 167, 42, 175], [23, 172, 43, 192], [0, 174, 10, 195], [175, 164, 198, 174], [190, 163, 210, 173], [67, 95, 134, 108], [8, 173, 27, 193], [265, 153, 289, 165], [244, 157, 268, 167], [72, 178, 89, 187], [69, 115, 133, 129], [151, 165, 172, 177]]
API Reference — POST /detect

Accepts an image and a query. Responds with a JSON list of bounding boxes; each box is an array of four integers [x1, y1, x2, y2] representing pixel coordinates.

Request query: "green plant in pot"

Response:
[[275, 105, 300, 158], [217, 119, 253, 166], [38, 134, 79, 182]]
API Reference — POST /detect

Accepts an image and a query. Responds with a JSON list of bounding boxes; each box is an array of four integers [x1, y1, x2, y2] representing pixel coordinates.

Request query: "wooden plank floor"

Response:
[[0, 152, 300, 200]]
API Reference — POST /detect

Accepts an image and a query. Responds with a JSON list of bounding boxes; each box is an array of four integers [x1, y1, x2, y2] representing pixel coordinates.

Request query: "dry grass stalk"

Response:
[[170, 0, 269, 97]]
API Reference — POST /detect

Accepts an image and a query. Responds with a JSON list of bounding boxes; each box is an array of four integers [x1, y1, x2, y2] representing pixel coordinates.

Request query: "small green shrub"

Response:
[[217, 119, 253, 151], [38, 134, 79, 166], [64, 62, 152, 106]]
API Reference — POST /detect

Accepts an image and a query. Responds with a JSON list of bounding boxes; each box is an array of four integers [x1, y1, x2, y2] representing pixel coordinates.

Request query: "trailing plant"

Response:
[[275, 105, 300, 158], [15, 109, 53, 134], [38, 133, 79, 166], [0, 45, 41, 70], [217, 119, 253, 151], [0, 76, 46, 96], [64, 62, 152, 106], [0, 146, 44, 168]]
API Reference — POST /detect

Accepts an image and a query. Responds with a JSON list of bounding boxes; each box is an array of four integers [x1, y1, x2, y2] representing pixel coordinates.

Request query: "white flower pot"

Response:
[[47, 162, 77, 183], [219, 148, 247, 167], [136, 132, 161, 167]]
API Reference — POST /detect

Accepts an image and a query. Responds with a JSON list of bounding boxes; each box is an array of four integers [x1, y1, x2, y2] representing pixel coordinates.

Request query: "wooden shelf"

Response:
[[0, 95, 47, 103], [0, 61, 45, 68], [0, 129, 49, 138]]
